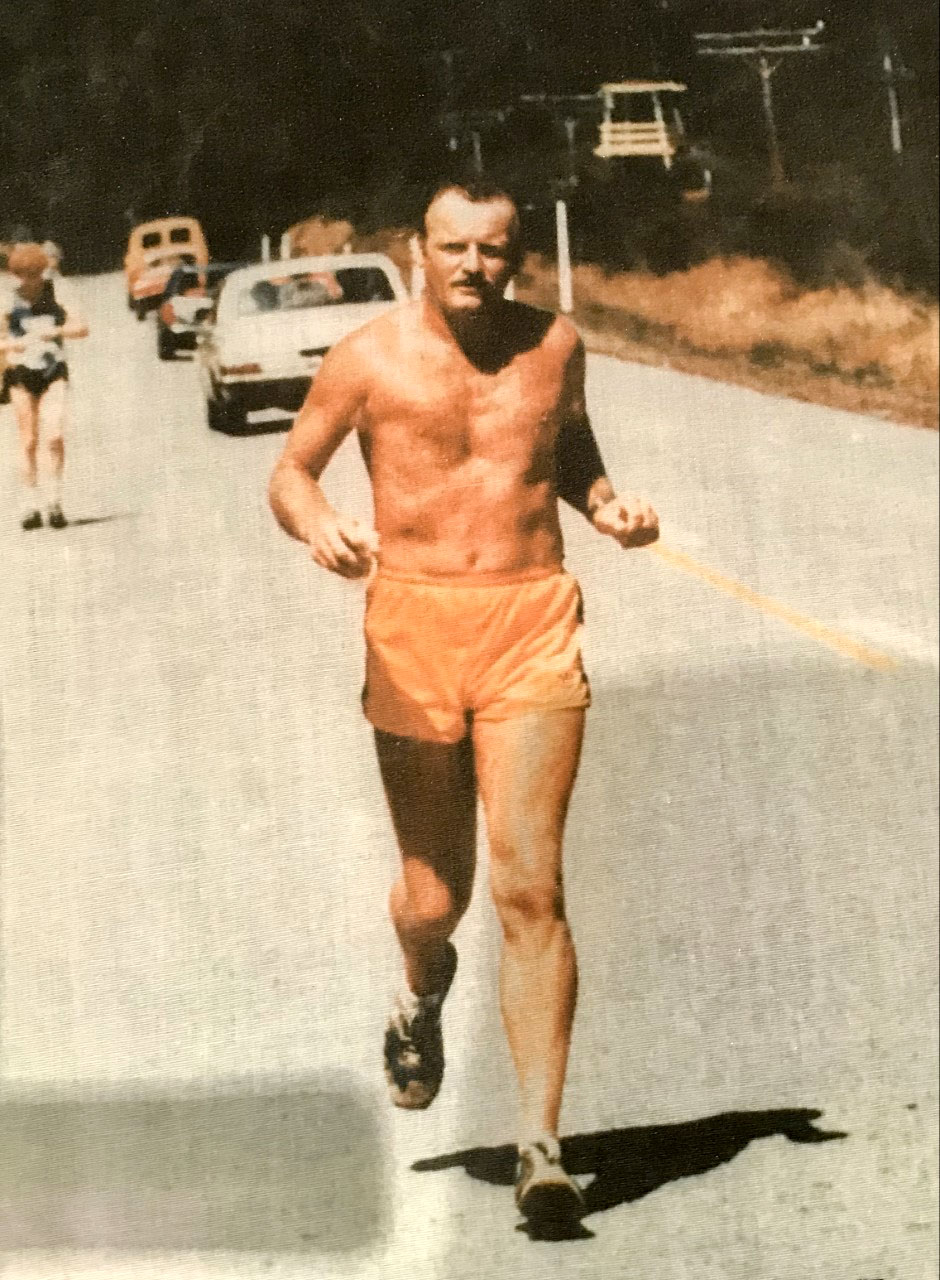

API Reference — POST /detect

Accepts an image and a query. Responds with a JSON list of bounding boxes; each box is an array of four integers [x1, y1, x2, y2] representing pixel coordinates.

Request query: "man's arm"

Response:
[[268, 337, 378, 578], [555, 335, 659, 547]]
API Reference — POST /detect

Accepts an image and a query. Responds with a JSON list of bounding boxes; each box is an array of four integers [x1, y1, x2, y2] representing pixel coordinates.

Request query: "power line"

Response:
[[695, 22, 826, 187]]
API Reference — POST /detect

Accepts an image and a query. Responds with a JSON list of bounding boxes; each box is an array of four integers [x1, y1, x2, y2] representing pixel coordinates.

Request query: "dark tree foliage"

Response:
[[0, 0, 935, 288]]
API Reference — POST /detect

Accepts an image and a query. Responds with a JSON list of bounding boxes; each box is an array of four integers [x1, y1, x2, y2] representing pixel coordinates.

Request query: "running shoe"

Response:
[[21, 510, 42, 530], [384, 942, 457, 1109], [515, 1135, 585, 1234], [47, 504, 68, 529]]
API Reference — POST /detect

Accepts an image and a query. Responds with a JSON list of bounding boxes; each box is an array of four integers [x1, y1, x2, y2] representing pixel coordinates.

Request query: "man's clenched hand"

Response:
[[591, 495, 659, 548], [307, 512, 380, 578]]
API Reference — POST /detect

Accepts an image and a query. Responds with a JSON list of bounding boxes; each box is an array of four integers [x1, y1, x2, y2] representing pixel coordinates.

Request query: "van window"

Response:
[[169, 227, 191, 244], [141, 232, 162, 248]]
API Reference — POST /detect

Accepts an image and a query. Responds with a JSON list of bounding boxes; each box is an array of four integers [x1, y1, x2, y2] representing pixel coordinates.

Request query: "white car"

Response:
[[198, 253, 408, 432]]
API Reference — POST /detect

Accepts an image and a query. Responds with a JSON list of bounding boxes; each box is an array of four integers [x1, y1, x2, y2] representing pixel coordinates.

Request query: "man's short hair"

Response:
[[7, 242, 50, 276], [421, 178, 521, 249]]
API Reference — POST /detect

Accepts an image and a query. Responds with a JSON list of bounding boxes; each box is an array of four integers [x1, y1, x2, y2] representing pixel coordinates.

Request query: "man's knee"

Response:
[[491, 876, 566, 941], [392, 874, 467, 933]]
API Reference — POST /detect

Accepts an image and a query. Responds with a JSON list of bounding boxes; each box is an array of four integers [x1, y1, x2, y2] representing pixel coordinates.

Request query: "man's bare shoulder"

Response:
[[504, 301, 580, 363], [332, 299, 420, 369]]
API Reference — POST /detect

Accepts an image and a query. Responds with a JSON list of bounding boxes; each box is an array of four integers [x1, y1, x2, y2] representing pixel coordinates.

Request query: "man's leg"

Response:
[[376, 732, 478, 988], [472, 708, 584, 1143], [38, 379, 68, 524], [374, 729, 477, 1108], [376, 727, 478, 993], [374, 729, 477, 996]]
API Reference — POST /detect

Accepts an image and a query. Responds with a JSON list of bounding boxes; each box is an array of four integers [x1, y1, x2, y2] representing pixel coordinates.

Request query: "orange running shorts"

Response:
[[362, 566, 591, 743]]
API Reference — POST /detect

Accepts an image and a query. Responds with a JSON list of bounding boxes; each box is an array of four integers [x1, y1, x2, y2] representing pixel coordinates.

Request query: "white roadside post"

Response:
[[409, 234, 425, 299], [260, 234, 271, 263], [279, 231, 291, 260], [555, 198, 574, 314], [471, 130, 483, 175]]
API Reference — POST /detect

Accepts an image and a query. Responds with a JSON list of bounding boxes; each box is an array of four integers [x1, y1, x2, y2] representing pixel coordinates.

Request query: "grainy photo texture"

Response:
[[1, 3, 937, 1278]]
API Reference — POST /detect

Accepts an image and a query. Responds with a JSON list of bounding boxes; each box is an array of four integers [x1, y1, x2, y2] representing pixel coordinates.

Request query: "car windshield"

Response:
[[237, 267, 395, 316]]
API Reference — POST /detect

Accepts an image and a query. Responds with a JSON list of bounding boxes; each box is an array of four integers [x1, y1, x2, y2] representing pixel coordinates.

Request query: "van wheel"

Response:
[[135, 302, 148, 322]]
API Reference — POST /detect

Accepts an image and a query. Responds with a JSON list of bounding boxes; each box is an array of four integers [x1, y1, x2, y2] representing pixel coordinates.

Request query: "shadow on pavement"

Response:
[[210, 417, 293, 438], [0, 1077, 386, 1252], [68, 512, 140, 527], [238, 417, 294, 437], [413, 1108, 846, 1239]]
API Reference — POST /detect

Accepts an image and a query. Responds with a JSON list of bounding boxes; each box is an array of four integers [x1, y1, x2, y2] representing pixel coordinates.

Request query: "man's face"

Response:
[[422, 192, 519, 319]]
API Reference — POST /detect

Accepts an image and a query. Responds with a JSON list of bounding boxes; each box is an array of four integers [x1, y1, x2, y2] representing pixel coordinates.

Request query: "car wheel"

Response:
[[157, 326, 177, 360], [206, 389, 246, 434]]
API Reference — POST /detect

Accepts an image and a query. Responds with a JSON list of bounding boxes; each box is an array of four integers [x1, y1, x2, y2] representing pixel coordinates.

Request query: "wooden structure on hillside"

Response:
[[594, 81, 688, 168]]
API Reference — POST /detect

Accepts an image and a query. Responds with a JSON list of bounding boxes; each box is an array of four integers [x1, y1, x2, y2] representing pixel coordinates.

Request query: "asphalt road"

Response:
[[1, 272, 937, 1279]]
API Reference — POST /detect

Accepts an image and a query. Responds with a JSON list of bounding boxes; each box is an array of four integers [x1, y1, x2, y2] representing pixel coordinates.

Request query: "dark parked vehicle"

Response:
[[155, 262, 244, 360]]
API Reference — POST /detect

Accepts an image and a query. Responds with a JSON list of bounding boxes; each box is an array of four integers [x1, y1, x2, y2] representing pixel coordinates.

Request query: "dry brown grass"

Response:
[[518, 254, 939, 429], [287, 217, 938, 429]]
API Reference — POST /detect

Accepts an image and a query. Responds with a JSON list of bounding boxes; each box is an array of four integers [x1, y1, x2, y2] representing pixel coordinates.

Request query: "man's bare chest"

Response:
[[364, 348, 567, 463]]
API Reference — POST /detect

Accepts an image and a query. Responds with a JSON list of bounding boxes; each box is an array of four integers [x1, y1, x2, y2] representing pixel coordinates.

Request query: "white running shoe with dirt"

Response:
[[515, 1134, 585, 1233], [384, 942, 457, 1110]]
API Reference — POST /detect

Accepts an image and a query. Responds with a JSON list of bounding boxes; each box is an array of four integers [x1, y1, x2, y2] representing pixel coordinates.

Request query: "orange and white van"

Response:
[[124, 217, 209, 318]]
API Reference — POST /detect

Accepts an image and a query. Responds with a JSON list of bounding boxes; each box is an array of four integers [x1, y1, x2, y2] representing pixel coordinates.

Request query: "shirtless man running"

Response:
[[269, 179, 658, 1232]]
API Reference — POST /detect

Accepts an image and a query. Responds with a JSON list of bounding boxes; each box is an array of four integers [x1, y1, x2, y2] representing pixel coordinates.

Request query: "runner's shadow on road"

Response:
[[0, 1077, 386, 1252], [413, 1108, 846, 1241], [68, 512, 140, 527]]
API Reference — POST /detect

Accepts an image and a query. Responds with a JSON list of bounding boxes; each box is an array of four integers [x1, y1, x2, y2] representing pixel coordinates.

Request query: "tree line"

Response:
[[0, 0, 935, 290]]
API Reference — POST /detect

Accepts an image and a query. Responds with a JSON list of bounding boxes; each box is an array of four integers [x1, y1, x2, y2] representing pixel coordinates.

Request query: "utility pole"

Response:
[[875, 16, 909, 158], [881, 44, 903, 157], [555, 196, 573, 314], [439, 107, 510, 172], [519, 95, 599, 315], [436, 49, 462, 151], [471, 130, 483, 175], [563, 117, 578, 187], [695, 22, 826, 187]]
